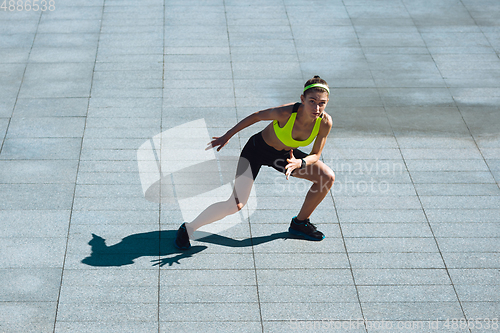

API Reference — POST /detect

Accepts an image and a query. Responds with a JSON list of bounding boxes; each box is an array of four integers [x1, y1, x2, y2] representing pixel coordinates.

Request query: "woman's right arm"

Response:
[[206, 104, 292, 151]]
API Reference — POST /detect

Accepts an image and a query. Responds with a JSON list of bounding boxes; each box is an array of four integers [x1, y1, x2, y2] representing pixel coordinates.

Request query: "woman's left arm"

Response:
[[285, 115, 332, 179], [306, 114, 333, 164]]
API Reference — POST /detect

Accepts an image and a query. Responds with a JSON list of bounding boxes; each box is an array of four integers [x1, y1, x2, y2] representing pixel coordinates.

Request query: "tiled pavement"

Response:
[[1, 0, 500, 332]]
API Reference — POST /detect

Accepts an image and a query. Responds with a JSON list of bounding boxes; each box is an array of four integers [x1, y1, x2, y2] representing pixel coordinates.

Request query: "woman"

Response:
[[175, 76, 335, 250]]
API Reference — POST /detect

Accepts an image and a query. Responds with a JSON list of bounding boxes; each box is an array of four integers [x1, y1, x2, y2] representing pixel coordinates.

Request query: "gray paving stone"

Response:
[[0, 137, 82, 160], [80, 148, 139, 161], [461, 301, 500, 320], [0, 33, 36, 49], [342, 223, 432, 238], [88, 107, 162, 118], [76, 171, 143, 185], [254, 253, 350, 269], [0, 117, 9, 140], [19, 63, 94, 98], [56, 302, 158, 322], [68, 223, 160, 241], [491, 170, 500, 184], [82, 138, 148, 150], [260, 302, 363, 321], [161, 322, 262, 333], [420, 196, 500, 209], [401, 149, 484, 161], [71, 210, 159, 225], [460, 107, 500, 137], [92, 87, 162, 98], [1, 0, 500, 330], [247, 208, 337, 224], [259, 285, 358, 303], [265, 320, 365, 333], [436, 237, 500, 253], [37, 19, 102, 34], [6, 117, 86, 138], [349, 253, 445, 269], [425, 209, 500, 223], [59, 285, 158, 304], [358, 285, 458, 303], [0, 237, 67, 268], [0, 19, 38, 34], [455, 285, 500, 302], [481, 148, 500, 159], [92, 71, 163, 89], [13, 97, 89, 117], [161, 285, 258, 303], [56, 322, 159, 333], [75, 184, 142, 198], [396, 135, 479, 149], [0, 160, 78, 184], [33, 33, 99, 48], [345, 237, 439, 253], [159, 253, 255, 270], [441, 253, 500, 269], [39, 6, 103, 20], [160, 269, 255, 286], [0, 85, 23, 104], [0, 99, 15, 117], [83, 127, 160, 139], [159, 302, 260, 322], [62, 268, 158, 287], [334, 196, 422, 210], [448, 269, 500, 285], [256, 268, 353, 286], [406, 160, 490, 172], [327, 158, 408, 177], [78, 160, 140, 174], [0, 210, 70, 238], [337, 209, 427, 223], [0, 302, 57, 333], [0, 184, 75, 210], [432, 223, 500, 238], [361, 302, 464, 321], [0, 268, 62, 302], [328, 148, 402, 160], [333, 180, 414, 196], [353, 268, 451, 286], [30, 46, 98, 63]]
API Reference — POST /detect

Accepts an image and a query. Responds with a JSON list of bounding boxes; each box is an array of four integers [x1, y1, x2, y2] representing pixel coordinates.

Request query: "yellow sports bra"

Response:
[[273, 102, 323, 148]]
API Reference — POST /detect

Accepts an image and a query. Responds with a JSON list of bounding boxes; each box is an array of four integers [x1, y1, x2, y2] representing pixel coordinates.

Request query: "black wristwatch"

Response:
[[300, 158, 306, 169]]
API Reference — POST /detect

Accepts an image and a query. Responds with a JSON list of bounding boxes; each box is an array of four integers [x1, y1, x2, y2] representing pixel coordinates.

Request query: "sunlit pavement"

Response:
[[1, 0, 499, 332]]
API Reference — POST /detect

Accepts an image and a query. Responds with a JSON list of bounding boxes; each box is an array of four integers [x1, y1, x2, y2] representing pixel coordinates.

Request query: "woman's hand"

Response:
[[206, 134, 230, 151], [285, 150, 302, 180]]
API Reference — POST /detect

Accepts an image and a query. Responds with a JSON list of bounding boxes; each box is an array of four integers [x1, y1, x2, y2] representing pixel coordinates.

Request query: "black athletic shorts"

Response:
[[236, 131, 308, 180]]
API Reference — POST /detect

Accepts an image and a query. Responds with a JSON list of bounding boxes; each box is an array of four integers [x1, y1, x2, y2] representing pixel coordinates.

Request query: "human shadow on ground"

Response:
[[81, 230, 296, 268], [81, 230, 207, 267]]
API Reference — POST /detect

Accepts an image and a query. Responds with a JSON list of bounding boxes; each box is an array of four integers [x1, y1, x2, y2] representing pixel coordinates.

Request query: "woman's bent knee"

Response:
[[322, 170, 335, 190], [329, 171, 335, 184]]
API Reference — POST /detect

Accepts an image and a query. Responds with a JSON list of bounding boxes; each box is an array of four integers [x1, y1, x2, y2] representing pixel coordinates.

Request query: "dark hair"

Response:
[[303, 75, 329, 96]]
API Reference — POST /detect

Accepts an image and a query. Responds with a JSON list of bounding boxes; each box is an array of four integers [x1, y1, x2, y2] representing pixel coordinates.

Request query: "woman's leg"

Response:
[[184, 171, 254, 238], [291, 160, 335, 220]]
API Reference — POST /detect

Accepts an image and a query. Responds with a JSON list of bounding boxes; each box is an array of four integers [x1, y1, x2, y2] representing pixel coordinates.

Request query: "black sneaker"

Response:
[[288, 216, 325, 241], [174, 223, 191, 250]]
